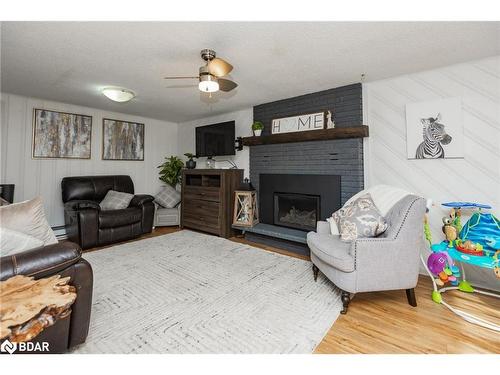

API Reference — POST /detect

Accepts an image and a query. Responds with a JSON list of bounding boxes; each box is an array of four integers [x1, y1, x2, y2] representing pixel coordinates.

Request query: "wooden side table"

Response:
[[0, 275, 76, 353]]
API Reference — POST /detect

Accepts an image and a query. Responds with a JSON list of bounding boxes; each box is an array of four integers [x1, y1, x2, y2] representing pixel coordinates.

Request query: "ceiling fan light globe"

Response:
[[198, 80, 219, 93], [198, 74, 219, 93]]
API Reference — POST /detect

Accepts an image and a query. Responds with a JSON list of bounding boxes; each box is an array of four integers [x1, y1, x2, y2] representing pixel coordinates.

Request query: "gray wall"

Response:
[[250, 83, 364, 205]]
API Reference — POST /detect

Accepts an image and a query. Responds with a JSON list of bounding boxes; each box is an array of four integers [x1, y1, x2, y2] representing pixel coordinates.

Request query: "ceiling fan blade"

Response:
[[208, 58, 233, 77], [163, 76, 199, 80], [164, 84, 198, 89], [218, 78, 238, 92]]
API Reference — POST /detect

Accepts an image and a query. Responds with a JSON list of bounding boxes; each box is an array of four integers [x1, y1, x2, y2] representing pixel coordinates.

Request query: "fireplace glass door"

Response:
[[273, 192, 320, 231]]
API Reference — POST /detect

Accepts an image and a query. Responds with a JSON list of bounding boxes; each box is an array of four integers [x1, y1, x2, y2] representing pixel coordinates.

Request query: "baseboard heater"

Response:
[[51, 225, 68, 240]]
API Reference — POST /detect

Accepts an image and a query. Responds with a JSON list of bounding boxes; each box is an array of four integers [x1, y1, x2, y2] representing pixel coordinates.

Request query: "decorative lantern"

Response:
[[233, 178, 259, 227]]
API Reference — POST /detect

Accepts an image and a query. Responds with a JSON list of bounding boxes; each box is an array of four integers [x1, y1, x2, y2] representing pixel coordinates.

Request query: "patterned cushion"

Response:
[[154, 185, 181, 208], [100, 190, 134, 211], [332, 194, 388, 242]]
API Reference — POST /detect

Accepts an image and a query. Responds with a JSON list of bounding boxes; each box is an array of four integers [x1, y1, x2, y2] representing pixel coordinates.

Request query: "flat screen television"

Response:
[[195, 121, 235, 157]]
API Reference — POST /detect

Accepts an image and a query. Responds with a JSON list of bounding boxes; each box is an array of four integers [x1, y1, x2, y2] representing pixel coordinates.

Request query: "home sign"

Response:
[[271, 112, 325, 134]]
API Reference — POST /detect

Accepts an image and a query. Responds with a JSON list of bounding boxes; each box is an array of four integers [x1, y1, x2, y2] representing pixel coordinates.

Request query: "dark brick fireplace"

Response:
[[242, 83, 364, 255], [250, 83, 364, 205]]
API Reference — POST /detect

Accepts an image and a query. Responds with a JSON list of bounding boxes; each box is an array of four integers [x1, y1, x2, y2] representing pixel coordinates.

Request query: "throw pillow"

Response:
[[332, 194, 388, 242], [0, 196, 58, 245], [154, 185, 181, 208], [99, 190, 134, 210], [0, 227, 44, 256]]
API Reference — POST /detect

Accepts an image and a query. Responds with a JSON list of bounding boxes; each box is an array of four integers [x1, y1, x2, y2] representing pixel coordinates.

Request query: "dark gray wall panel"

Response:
[[250, 83, 364, 206], [253, 83, 363, 135]]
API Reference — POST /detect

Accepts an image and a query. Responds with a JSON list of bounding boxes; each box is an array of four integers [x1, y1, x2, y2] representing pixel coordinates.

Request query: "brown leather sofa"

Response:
[[62, 175, 154, 250], [0, 241, 93, 352]]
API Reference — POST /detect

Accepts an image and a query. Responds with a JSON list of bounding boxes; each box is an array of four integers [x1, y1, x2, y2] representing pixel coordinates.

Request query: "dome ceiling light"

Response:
[[102, 87, 136, 103]]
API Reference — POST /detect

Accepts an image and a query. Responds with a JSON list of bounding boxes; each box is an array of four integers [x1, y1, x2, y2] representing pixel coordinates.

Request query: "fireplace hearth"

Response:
[[235, 174, 341, 256], [274, 192, 320, 231]]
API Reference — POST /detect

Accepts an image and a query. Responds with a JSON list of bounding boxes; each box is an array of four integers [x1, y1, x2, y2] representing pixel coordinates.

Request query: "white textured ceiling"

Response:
[[2, 22, 499, 122]]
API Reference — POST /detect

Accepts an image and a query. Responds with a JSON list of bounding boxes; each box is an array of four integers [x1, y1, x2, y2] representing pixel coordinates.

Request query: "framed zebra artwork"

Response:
[[405, 98, 464, 160]]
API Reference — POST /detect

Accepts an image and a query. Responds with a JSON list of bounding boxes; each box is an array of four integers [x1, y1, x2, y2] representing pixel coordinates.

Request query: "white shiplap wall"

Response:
[[363, 56, 500, 290], [0, 93, 179, 227]]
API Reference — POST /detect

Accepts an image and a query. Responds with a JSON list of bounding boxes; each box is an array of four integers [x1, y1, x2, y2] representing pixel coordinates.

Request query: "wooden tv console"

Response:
[[180, 169, 243, 238]]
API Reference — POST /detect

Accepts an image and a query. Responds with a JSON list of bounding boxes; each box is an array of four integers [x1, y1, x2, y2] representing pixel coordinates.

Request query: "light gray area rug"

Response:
[[74, 230, 341, 353]]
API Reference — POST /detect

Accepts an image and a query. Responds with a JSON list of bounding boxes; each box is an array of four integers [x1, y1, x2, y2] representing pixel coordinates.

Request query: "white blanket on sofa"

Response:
[[345, 184, 414, 216], [326, 185, 416, 235]]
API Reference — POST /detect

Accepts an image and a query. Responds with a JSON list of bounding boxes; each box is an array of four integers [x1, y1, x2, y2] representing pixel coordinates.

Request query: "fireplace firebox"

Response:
[[259, 174, 341, 232], [274, 193, 320, 231]]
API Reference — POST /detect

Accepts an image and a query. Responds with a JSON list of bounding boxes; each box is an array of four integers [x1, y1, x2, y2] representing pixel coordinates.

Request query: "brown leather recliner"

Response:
[[0, 241, 93, 352], [62, 175, 154, 250]]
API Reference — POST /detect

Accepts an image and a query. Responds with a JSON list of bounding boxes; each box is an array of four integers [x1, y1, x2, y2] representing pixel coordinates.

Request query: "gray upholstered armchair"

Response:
[[307, 195, 427, 314]]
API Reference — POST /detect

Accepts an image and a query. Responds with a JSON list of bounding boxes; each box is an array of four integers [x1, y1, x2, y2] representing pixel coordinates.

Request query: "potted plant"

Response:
[[158, 155, 184, 187], [252, 121, 264, 136], [184, 153, 197, 169]]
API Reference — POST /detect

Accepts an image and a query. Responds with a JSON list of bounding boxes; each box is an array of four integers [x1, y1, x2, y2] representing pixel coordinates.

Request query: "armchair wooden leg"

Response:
[[340, 291, 350, 314], [406, 288, 417, 307], [312, 264, 319, 282]]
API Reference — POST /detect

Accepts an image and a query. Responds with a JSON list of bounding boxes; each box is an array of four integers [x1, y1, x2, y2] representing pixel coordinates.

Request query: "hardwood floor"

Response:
[[87, 227, 500, 354], [314, 277, 500, 354]]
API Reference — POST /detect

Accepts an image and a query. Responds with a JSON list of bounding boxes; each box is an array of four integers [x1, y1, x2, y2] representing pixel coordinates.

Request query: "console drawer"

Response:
[[184, 186, 220, 202], [183, 213, 220, 235], [183, 199, 220, 217]]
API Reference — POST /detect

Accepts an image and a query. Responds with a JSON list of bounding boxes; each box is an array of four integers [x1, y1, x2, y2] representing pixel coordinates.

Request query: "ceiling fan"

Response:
[[164, 49, 238, 94]]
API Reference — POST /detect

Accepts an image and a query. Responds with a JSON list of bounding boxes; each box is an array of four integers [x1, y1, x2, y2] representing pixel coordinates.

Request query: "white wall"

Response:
[[0, 93, 178, 227], [177, 108, 253, 178], [363, 56, 500, 290]]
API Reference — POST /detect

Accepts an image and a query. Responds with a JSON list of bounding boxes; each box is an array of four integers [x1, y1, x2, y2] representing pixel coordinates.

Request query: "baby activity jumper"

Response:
[[421, 202, 500, 332]]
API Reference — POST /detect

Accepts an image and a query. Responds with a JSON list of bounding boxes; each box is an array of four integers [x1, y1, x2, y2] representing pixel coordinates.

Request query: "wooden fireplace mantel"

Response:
[[240, 125, 369, 147]]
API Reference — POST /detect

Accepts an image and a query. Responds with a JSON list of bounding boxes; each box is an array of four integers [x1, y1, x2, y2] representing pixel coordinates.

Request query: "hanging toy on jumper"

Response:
[[485, 237, 500, 279], [442, 215, 457, 248], [424, 212, 432, 246], [449, 207, 462, 233], [493, 251, 500, 279]]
